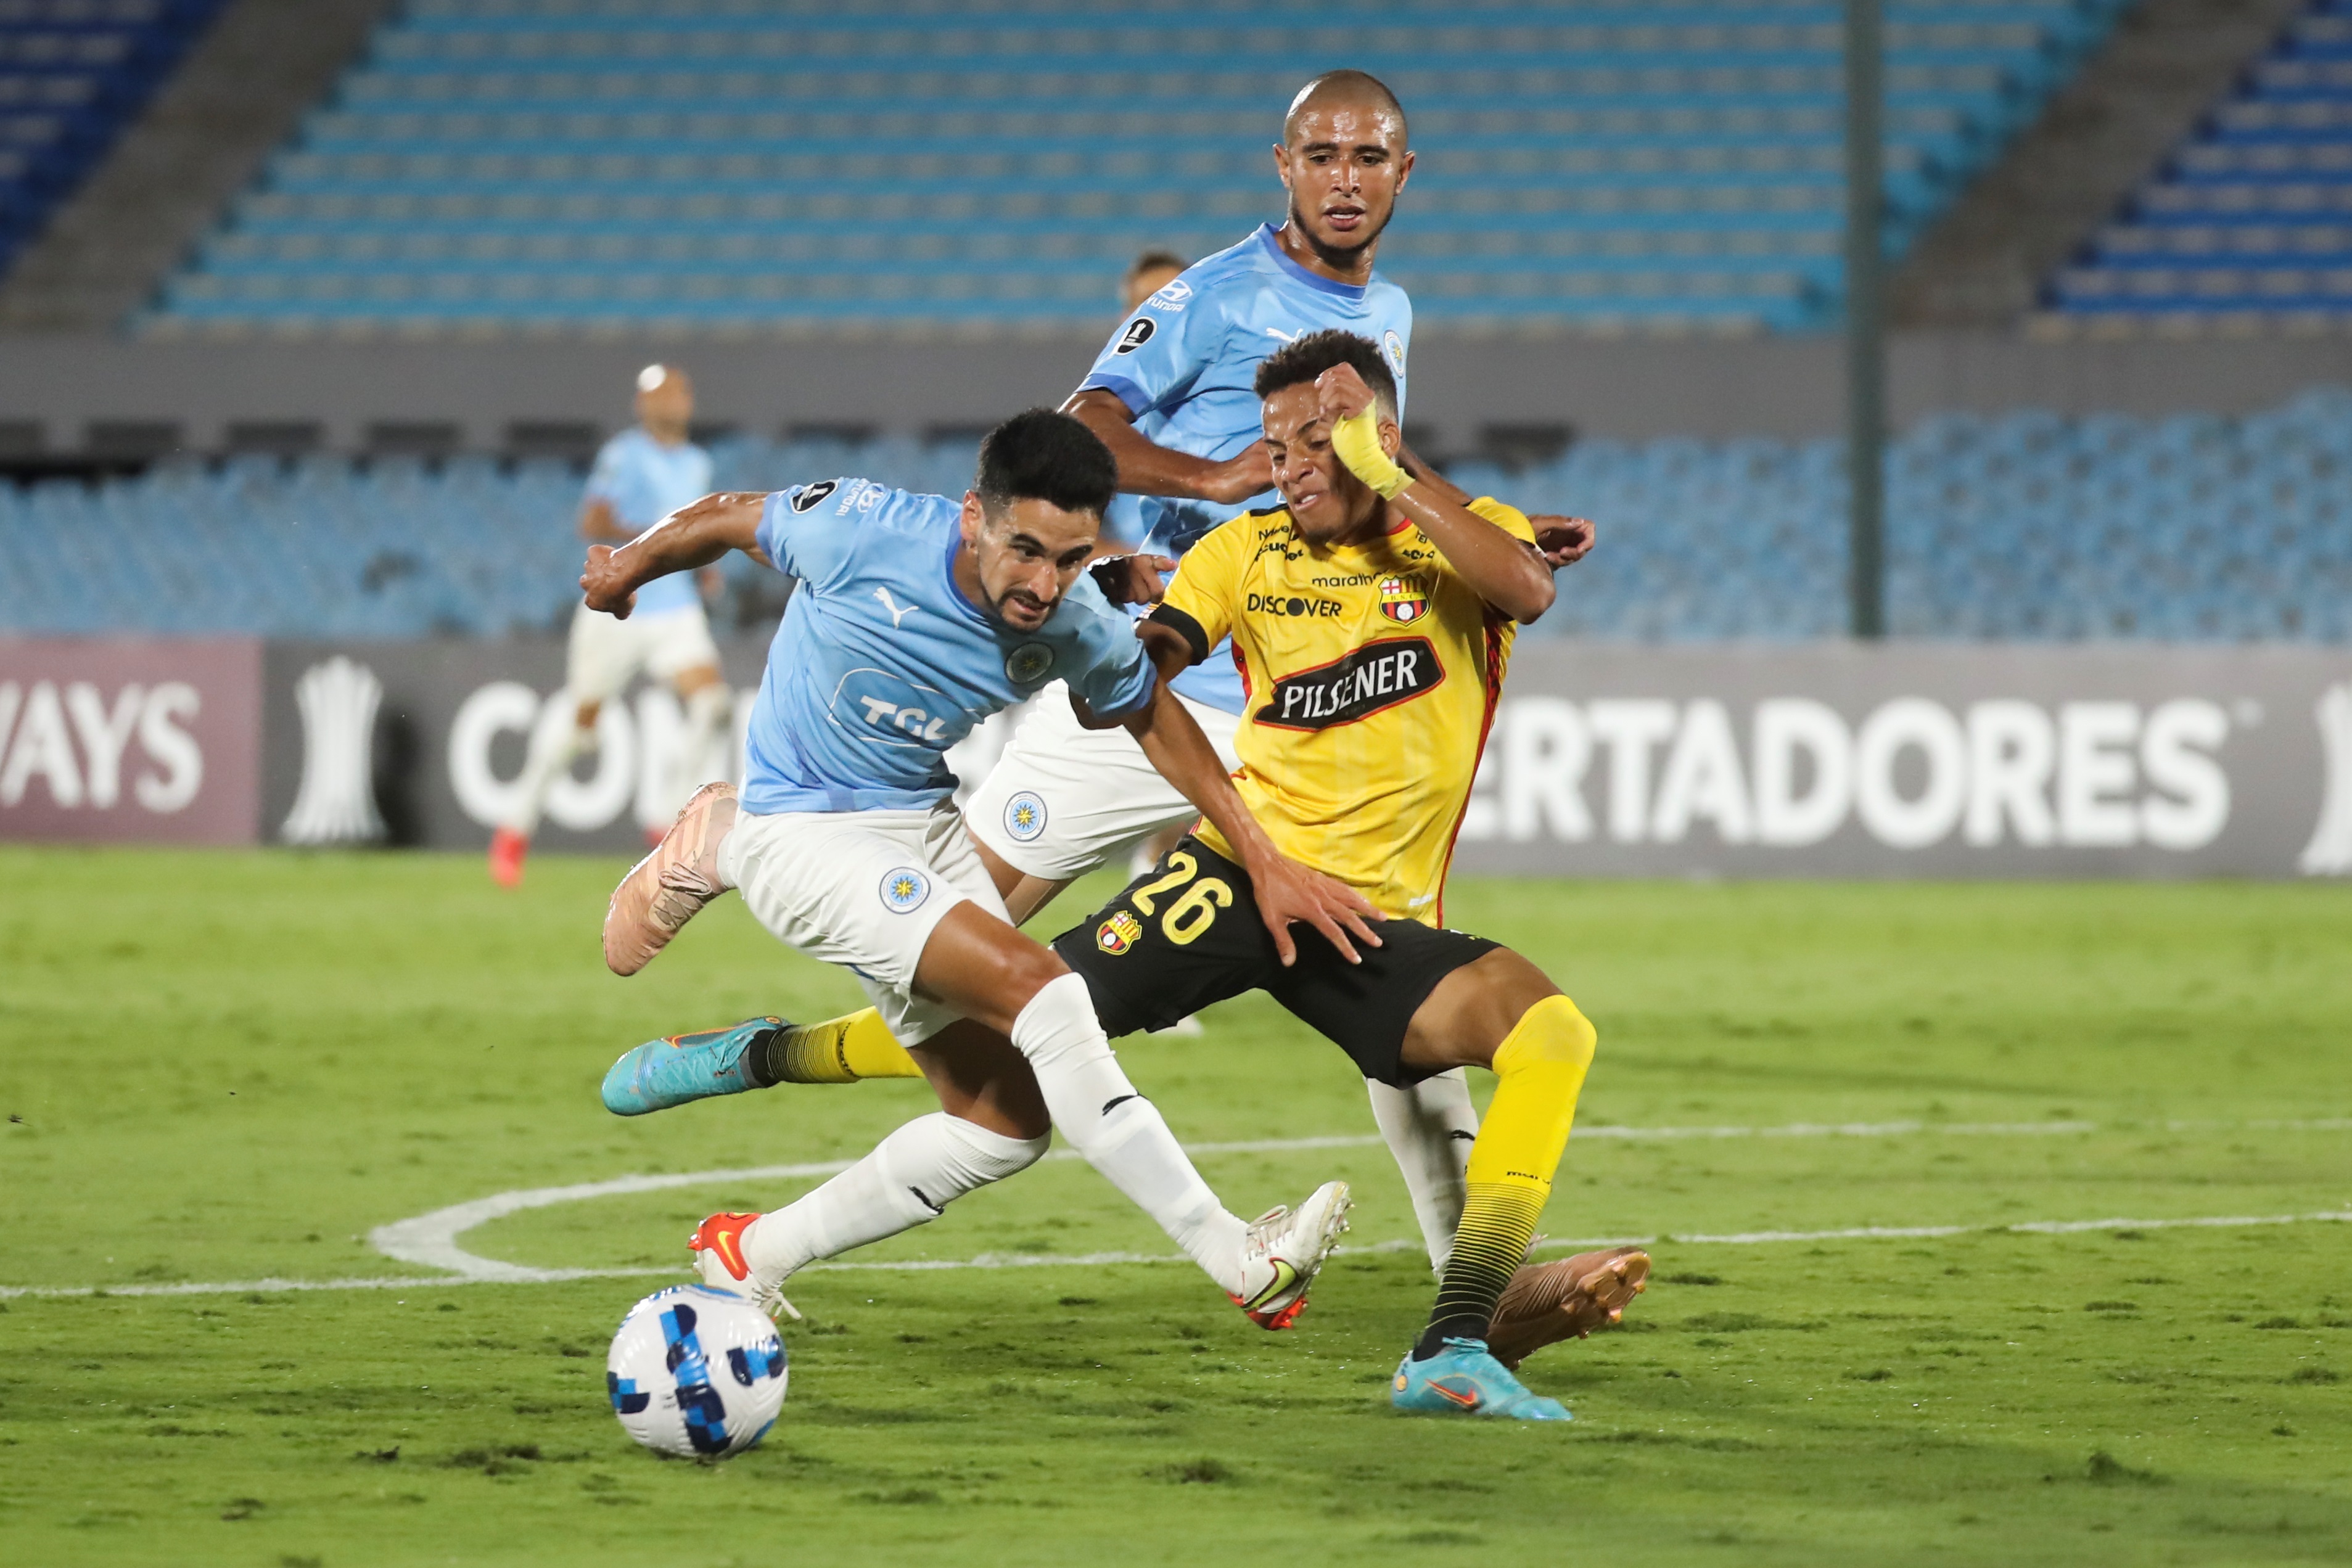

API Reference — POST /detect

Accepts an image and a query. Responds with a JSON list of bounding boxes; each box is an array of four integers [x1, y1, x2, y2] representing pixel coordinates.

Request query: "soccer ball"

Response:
[[606, 1284, 788, 1459]]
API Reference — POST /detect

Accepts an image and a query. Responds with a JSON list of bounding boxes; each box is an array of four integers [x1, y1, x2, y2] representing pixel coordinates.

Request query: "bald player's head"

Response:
[[634, 363, 694, 444], [1272, 70, 1413, 270], [1283, 69, 1407, 148]]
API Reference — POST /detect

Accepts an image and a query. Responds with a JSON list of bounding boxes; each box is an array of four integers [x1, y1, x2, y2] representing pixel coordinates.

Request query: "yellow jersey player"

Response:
[[1040, 329, 1624, 1417]]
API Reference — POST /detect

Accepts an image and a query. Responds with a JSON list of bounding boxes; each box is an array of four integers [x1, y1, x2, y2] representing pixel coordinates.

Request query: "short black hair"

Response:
[[1251, 329, 1399, 420], [975, 408, 1117, 518]]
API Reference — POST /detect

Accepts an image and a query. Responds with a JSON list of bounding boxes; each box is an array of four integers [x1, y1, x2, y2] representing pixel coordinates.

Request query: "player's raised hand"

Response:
[[1088, 552, 1179, 607], [1248, 853, 1385, 967], [580, 544, 638, 618], [1531, 514, 1597, 569], [1314, 362, 1378, 425], [1198, 439, 1274, 505]]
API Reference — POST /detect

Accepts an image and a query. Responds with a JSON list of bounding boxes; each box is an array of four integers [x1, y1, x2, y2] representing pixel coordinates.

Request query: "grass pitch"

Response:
[[1, 847, 2348, 1567]]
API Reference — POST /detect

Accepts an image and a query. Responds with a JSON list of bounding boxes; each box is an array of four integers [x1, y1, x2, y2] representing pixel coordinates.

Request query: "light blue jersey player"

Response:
[[493, 363, 730, 884], [586, 409, 1373, 1339], [736, 475, 1156, 815]]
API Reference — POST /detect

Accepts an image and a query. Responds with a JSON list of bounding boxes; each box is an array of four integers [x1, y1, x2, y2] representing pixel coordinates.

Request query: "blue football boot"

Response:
[[601, 1017, 784, 1117], [1391, 1337, 1573, 1421]]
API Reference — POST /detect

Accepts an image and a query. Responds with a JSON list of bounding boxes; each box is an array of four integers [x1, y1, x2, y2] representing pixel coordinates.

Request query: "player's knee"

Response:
[[1001, 943, 1074, 1013], [1506, 994, 1596, 1073]]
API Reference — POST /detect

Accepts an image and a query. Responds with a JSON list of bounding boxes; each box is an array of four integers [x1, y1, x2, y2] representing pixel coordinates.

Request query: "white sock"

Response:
[[1009, 972, 1249, 1295], [742, 1112, 1047, 1281], [506, 708, 592, 837], [1368, 1070, 1479, 1274]]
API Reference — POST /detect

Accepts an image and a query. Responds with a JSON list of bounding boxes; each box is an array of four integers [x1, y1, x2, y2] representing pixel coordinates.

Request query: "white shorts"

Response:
[[964, 682, 1244, 881], [718, 802, 1011, 1047], [565, 602, 720, 705]]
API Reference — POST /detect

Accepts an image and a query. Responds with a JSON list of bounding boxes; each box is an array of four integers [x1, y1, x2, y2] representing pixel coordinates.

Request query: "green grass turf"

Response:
[[1, 846, 2348, 1567]]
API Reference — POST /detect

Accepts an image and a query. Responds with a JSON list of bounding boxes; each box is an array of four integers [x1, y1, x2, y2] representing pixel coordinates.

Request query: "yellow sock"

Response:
[[1420, 994, 1596, 1355], [765, 1008, 924, 1083]]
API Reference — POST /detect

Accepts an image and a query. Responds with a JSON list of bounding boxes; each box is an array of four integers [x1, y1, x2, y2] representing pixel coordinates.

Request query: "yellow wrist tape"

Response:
[[1330, 407, 1411, 499]]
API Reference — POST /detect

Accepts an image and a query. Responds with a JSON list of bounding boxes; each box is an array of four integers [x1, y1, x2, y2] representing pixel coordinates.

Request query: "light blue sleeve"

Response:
[[1077, 277, 1230, 419], [1069, 594, 1157, 721], [755, 479, 855, 585]]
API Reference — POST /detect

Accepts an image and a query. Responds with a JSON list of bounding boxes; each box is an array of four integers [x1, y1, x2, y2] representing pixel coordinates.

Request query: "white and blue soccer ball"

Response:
[[606, 1284, 788, 1459]]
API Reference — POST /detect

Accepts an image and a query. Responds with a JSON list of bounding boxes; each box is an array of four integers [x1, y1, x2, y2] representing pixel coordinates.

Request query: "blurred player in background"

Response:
[[1120, 248, 1189, 313], [490, 364, 730, 887]]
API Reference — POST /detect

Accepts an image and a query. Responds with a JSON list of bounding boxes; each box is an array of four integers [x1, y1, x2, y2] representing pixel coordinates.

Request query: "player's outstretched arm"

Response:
[[580, 491, 767, 618], [1316, 366, 1556, 624], [1061, 388, 1274, 507], [1115, 625, 1384, 967]]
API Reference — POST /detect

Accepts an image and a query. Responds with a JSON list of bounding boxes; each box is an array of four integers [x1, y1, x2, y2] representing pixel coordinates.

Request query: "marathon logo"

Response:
[[1257, 638, 1444, 732], [1246, 591, 1342, 620]]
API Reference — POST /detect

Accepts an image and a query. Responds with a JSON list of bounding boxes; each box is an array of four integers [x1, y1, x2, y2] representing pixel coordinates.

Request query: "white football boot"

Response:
[[1230, 1180, 1352, 1329]]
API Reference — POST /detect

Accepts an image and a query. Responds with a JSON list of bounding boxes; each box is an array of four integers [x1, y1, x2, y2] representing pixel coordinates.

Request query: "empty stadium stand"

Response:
[[0, 0, 226, 276], [2051, 0, 2352, 322], [144, 0, 2132, 336], [7, 387, 2346, 641]]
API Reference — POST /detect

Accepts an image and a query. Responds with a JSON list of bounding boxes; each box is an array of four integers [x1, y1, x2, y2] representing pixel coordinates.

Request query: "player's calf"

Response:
[[605, 779, 738, 975]]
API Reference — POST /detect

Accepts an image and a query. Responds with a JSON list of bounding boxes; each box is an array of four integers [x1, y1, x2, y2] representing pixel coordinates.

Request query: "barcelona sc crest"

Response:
[[1096, 909, 1143, 955], [1377, 576, 1428, 624]]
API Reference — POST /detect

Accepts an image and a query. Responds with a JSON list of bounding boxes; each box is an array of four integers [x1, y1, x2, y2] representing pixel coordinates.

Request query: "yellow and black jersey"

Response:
[[1150, 498, 1537, 924]]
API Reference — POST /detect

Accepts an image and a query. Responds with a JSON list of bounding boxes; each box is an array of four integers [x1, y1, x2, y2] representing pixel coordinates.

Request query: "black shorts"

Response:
[[1049, 836, 1499, 1088]]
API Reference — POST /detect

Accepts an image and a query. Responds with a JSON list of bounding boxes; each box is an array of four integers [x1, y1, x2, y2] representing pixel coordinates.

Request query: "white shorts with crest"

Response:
[[718, 802, 1010, 1047], [963, 682, 1243, 882]]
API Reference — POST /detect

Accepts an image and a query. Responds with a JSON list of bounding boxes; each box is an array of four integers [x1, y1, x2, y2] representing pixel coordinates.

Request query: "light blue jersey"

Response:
[[1078, 221, 1413, 712], [742, 478, 1157, 815], [587, 427, 715, 618]]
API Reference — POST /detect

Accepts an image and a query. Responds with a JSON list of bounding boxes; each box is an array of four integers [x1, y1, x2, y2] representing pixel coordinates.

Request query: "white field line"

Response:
[[4, 1117, 2346, 1303]]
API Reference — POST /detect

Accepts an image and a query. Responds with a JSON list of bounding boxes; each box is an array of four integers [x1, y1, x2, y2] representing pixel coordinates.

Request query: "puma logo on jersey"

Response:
[[1264, 327, 1302, 343], [872, 588, 918, 627], [1257, 638, 1444, 731]]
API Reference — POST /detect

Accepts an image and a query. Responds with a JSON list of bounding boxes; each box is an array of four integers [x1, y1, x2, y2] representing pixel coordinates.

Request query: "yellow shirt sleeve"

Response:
[[1468, 496, 1538, 547], [1157, 512, 1250, 660]]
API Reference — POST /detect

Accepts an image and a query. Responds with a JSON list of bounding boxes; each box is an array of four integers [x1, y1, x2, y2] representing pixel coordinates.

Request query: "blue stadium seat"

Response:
[[2051, 0, 2352, 322], [0, 0, 226, 276], [6, 389, 2347, 642], [141, 0, 2131, 335]]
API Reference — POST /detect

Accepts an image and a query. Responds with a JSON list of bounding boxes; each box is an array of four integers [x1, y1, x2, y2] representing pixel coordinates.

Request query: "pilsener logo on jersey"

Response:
[[1256, 638, 1444, 731]]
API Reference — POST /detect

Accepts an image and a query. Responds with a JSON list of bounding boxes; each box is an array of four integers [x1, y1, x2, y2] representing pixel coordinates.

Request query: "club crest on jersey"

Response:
[[1377, 576, 1429, 624], [1096, 909, 1143, 954], [1003, 791, 1048, 843], [1114, 317, 1155, 354], [1384, 329, 1407, 379], [1257, 636, 1444, 731], [879, 867, 931, 913], [1004, 642, 1054, 684]]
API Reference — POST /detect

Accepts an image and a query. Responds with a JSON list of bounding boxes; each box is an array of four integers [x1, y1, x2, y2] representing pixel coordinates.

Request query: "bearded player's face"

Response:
[[1274, 97, 1411, 266], [1262, 380, 1380, 544], [960, 494, 1100, 631]]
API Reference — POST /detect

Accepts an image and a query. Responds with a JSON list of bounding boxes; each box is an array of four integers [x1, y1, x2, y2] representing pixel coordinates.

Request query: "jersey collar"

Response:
[[1256, 223, 1370, 302], [940, 532, 995, 630]]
